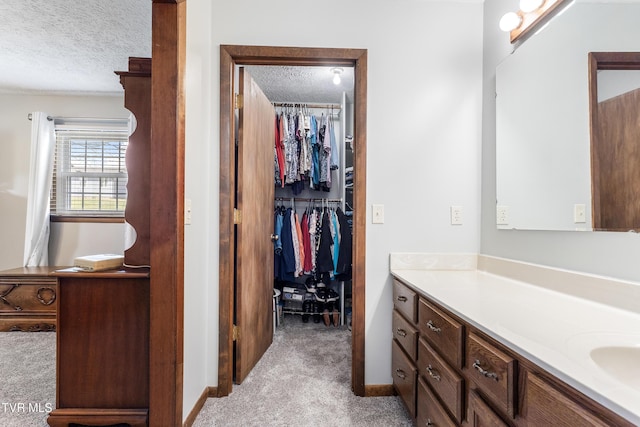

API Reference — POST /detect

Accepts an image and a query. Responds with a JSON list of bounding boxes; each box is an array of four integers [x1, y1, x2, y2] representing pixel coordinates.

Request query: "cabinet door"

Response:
[[418, 338, 464, 423], [523, 372, 610, 427], [392, 339, 417, 418], [393, 279, 417, 323], [417, 376, 456, 427], [419, 298, 464, 369], [467, 389, 508, 427], [466, 332, 516, 418], [393, 309, 418, 360]]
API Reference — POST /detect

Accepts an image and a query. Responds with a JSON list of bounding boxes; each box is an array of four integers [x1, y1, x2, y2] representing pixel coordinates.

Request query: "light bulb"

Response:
[[499, 12, 522, 32], [331, 67, 343, 85], [520, 0, 544, 13]]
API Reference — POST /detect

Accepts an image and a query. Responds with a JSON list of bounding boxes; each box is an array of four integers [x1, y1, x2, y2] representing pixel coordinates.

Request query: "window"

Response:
[[51, 119, 130, 218]]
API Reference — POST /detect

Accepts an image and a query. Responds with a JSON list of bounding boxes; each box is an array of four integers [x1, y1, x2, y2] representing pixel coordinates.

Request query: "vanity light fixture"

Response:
[[500, 0, 572, 43], [331, 67, 343, 85]]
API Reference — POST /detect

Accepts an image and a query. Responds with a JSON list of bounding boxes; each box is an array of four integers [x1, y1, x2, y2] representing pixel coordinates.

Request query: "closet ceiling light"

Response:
[[331, 67, 343, 85]]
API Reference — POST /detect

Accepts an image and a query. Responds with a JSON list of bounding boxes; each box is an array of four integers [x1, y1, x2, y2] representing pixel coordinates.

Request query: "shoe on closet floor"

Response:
[[323, 309, 331, 326], [332, 310, 340, 327]]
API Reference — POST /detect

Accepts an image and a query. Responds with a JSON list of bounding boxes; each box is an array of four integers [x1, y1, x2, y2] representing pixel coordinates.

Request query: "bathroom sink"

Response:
[[590, 346, 640, 391]]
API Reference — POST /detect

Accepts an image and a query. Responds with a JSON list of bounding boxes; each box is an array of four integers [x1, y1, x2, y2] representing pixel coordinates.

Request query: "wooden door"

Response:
[[593, 87, 640, 231], [234, 67, 275, 383]]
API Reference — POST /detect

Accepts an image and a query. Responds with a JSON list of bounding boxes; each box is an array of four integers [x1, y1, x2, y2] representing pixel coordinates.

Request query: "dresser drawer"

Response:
[[0, 280, 57, 312], [417, 376, 457, 427], [418, 298, 464, 369], [466, 332, 516, 419], [392, 339, 417, 418], [418, 338, 464, 423], [393, 310, 418, 360], [467, 388, 509, 427], [393, 279, 417, 324]]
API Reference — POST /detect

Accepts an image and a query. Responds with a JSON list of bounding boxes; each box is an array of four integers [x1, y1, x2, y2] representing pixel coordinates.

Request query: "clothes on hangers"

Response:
[[273, 201, 351, 281], [273, 105, 339, 195]]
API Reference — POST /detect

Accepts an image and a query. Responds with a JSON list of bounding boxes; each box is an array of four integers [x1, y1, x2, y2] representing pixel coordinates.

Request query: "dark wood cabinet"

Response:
[[392, 277, 635, 427], [46, 57, 152, 427], [47, 269, 150, 427]]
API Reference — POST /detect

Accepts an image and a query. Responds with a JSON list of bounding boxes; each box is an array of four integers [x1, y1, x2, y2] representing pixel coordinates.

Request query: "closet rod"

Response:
[[272, 102, 341, 110]]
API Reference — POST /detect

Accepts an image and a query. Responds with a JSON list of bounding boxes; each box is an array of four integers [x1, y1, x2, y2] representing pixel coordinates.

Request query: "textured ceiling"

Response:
[[0, 2, 353, 100], [246, 66, 355, 105], [0, 0, 152, 94]]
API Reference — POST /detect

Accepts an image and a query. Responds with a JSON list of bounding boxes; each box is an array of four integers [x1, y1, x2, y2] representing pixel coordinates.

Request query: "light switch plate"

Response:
[[372, 204, 384, 224]]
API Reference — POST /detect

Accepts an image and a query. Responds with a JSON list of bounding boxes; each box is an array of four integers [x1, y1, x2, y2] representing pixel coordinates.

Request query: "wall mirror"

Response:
[[496, 0, 640, 231]]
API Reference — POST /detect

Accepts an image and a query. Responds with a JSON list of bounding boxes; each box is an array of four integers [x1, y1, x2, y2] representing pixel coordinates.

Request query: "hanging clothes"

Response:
[[334, 206, 352, 280]]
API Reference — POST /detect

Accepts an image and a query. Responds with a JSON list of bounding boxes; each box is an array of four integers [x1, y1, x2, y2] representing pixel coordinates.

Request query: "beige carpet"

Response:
[[193, 316, 412, 426], [0, 332, 55, 427], [0, 317, 411, 427]]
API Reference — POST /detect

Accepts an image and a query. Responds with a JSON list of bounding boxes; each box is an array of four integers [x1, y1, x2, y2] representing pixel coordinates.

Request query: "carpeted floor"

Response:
[[193, 316, 412, 427], [0, 316, 411, 427], [0, 332, 55, 427]]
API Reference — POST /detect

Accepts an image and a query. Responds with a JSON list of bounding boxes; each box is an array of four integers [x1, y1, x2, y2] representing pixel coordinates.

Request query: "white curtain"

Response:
[[23, 112, 55, 267]]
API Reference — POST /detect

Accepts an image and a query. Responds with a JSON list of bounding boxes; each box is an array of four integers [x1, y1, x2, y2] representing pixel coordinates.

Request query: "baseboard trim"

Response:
[[183, 386, 218, 427], [364, 384, 395, 397]]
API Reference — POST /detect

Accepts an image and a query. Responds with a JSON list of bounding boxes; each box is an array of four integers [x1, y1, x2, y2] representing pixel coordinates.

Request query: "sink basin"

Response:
[[566, 332, 640, 390], [590, 346, 640, 391]]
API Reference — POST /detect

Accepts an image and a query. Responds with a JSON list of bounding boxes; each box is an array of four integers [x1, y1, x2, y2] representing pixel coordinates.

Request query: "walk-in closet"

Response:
[[234, 63, 355, 382]]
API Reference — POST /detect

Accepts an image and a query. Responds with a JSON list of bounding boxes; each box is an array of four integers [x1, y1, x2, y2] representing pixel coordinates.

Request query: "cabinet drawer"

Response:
[[0, 281, 57, 312], [417, 376, 456, 427], [393, 279, 417, 324], [393, 310, 418, 360], [467, 388, 509, 427], [392, 339, 417, 418], [466, 332, 516, 419], [418, 338, 464, 423], [523, 371, 609, 426], [418, 298, 464, 369]]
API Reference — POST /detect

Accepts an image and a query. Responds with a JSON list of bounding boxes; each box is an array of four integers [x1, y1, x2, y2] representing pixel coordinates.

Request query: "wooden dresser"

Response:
[[46, 268, 150, 427], [0, 266, 66, 332], [391, 277, 634, 427]]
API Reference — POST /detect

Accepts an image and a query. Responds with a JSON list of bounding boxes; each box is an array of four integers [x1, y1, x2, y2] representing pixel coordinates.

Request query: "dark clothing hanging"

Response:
[[316, 210, 334, 274], [335, 207, 352, 280], [275, 208, 296, 281]]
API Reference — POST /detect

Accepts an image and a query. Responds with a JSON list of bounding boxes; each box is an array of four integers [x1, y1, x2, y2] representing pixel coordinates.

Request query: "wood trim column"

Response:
[[150, 1, 186, 426]]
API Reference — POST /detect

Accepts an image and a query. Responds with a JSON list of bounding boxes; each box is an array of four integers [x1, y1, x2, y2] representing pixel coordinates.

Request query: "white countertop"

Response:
[[390, 266, 640, 425]]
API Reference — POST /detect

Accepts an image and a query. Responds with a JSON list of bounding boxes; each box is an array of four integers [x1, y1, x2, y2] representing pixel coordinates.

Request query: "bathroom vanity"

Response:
[[390, 253, 640, 426]]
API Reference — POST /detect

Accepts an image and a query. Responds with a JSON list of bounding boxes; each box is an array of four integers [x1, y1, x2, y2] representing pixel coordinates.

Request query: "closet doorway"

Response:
[[218, 45, 368, 397]]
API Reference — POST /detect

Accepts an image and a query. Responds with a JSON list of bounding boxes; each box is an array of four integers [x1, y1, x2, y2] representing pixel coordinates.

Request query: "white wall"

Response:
[[481, 2, 640, 283], [183, 0, 484, 418], [0, 93, 128, 270]]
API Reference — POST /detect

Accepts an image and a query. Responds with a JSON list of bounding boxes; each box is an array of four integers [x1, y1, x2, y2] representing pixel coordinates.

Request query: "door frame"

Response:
[[218, 44, 368, 397]]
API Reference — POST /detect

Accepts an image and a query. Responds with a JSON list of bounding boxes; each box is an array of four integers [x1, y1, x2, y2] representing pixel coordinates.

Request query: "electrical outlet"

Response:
[[372, 204, 384, 224], [497, 205, 509, 225], [450, 206, 463, 225]]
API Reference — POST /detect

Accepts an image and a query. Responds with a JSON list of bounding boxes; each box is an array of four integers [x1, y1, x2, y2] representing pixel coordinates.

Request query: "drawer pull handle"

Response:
[[426, 320, 441, 333], [473, 360, 499, 381], [426, 419, 434, 426], [396, 328, 407, 337], [395, 368, 407, 380], [426, 364, 441, 382], [396, 295, 408, 302]]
